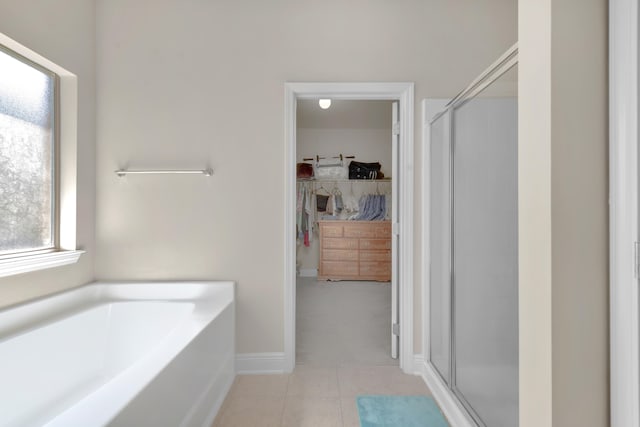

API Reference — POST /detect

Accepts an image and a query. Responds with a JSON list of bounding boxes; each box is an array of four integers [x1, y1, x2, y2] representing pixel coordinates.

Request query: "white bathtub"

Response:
[[0, 281, 235, 427]]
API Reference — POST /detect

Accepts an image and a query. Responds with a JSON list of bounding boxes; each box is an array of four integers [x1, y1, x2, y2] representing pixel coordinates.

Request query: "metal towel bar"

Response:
[[115, 168, 213, 177]]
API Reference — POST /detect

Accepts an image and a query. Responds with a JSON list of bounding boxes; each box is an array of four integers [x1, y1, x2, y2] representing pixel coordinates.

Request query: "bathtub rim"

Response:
[[0, 279, 235, 312], [0, 280, 235, 342]]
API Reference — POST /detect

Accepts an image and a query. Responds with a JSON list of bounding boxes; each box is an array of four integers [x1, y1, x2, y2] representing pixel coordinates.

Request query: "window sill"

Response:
[[0, 250, 85, 279]]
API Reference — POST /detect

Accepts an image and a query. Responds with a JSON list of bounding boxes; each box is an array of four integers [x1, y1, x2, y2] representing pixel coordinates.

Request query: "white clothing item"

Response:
[[305, 186, 314, 243]]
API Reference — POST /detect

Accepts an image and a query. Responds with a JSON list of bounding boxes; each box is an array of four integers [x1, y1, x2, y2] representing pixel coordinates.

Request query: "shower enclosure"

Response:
[[429, 47, 519, 426]]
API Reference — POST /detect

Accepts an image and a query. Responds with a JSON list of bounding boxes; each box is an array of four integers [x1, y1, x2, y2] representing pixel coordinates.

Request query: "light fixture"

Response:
[[318, 99, 331, 109]]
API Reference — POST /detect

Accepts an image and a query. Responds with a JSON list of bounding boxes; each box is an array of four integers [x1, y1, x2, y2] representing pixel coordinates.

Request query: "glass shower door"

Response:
[[451, 65, 519, 427]]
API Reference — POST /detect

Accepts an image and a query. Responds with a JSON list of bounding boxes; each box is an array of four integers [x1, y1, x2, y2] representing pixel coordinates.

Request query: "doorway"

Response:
[[295, 99, 395, 367], [284, 82, 415, 373]]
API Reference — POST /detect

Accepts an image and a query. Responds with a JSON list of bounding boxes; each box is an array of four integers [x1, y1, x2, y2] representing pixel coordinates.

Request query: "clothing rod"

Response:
[[115, 168, 214, 177]]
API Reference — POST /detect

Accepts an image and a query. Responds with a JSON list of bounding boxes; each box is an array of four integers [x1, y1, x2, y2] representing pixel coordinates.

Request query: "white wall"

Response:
[[0, 0, 96, 307], [95, 0, 517, 355], [519, 0, 608, 425]]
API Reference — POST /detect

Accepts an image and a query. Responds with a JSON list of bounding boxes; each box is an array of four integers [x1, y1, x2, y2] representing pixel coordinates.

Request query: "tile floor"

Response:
[[212, 365, 434, 427]]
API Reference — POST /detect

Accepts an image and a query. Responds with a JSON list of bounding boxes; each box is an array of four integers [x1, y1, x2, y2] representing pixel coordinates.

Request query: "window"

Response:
[[0, 33, 82, 278], [0, 46, 57, 256]]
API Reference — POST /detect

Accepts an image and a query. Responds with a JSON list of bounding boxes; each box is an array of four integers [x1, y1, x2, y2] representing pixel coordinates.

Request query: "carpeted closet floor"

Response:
[[295, 277, 397, 367]]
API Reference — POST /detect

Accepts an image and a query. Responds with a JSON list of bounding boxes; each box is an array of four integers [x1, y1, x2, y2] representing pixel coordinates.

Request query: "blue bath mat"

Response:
[[356, 395, 449, 427]]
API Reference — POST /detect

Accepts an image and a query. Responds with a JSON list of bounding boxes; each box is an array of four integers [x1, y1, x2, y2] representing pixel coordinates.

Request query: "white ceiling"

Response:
[[296, 99, 393, 130]]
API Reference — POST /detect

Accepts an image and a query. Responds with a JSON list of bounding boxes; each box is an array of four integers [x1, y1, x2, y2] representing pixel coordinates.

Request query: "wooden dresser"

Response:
[[318, 220, 392, 281]]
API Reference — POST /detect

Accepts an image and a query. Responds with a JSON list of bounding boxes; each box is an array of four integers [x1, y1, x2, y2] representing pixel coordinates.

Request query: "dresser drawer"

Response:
[[322, 238, 359, 250], [321, 224, 343, 238], [343, 224, 376, 238], [359, 262, 391, 277], [360, 251, 391, 262], [360, 239, 392, 251], [374, 224, 392, 238], [323, 249, 359, 261], [321, 261, 359, 276]]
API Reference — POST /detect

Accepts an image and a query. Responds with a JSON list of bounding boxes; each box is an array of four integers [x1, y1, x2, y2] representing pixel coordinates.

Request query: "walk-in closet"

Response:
[[295, 99, 396, 367]]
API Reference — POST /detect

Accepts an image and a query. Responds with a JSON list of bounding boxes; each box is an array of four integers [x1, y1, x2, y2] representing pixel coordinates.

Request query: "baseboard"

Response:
[[235, 353, 286, 374], [298, 269, 318, 277], [413, 354, 424, 375], [416, 359, 475, 427]]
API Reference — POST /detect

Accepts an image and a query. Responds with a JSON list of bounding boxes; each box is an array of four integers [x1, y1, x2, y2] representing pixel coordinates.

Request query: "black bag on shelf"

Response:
[[348, 161, 383, 180]]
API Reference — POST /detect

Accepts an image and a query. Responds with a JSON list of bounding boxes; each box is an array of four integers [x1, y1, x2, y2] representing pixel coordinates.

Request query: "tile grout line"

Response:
[[335, 368, 347, 427]]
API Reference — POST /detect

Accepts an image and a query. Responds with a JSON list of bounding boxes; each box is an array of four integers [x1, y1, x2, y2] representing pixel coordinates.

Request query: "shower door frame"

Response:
[[422, 44, 518, 427]]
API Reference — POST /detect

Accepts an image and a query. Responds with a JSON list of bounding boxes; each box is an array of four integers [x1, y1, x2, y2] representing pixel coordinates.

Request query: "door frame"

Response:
[[610, 0, 640, 425], [284, 82, 415, 373]]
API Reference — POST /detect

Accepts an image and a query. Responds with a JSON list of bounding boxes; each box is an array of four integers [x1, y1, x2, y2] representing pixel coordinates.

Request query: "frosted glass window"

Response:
[[0, 47, 56, 255]]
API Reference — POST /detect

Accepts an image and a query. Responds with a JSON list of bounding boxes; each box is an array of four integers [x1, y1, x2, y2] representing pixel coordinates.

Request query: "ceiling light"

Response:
[[318, 99, 331, 109]]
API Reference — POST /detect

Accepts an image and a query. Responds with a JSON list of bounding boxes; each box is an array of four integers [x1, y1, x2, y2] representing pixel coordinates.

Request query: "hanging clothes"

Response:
[[354, 194, 386, 221], [384, 193, 392, 220], [296, 184, 305, 240], [316, 194, 329, 212], [334, 193, 344, 214], [304, 185, 314, 245], [326, 194, 334, 215], [296, 183, 312, 246], [344, 197, 357, 214]]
